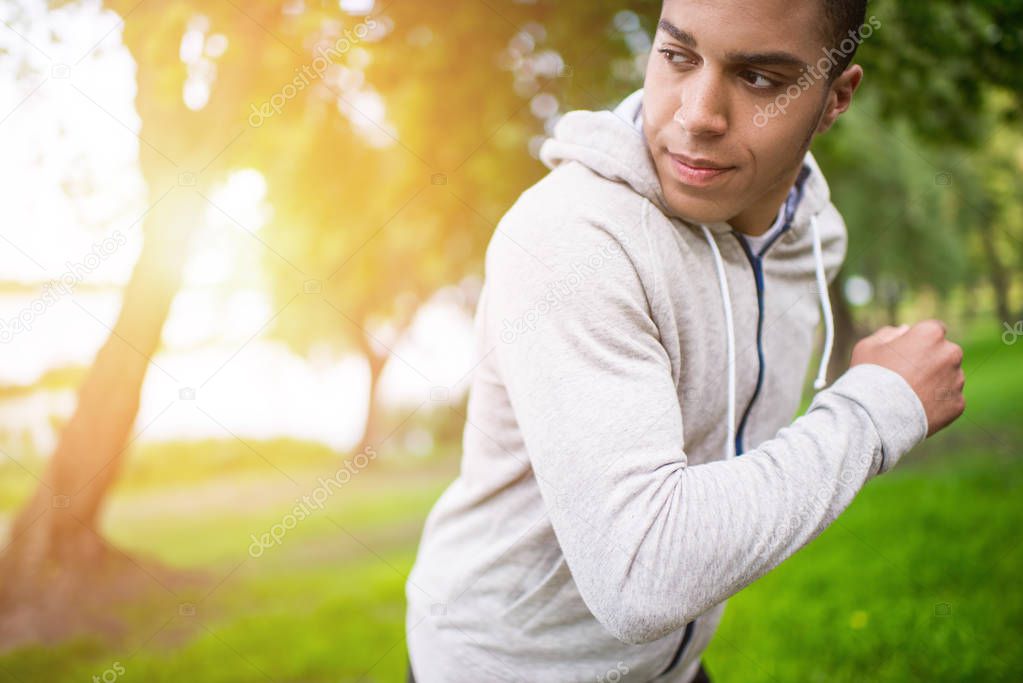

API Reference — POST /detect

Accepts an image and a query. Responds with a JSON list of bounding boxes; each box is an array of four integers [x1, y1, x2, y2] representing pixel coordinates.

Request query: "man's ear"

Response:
[[815, 64, 863, 135]]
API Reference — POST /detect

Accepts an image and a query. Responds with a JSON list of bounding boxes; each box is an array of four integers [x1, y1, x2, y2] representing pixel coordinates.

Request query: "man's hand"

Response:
[[850, 320, 965, 437]]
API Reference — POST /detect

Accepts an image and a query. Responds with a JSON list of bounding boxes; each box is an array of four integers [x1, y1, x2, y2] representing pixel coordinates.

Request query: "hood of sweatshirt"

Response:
[[539, 88, 831, 239]]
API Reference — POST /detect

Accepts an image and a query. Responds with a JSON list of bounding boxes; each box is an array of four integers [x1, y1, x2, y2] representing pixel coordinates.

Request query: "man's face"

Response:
[[642, 0, 861, 233]]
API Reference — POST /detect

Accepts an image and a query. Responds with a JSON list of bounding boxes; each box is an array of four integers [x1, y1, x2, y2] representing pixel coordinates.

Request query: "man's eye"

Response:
[[658, 48, 692, 66], [742, 71, 780, 89]]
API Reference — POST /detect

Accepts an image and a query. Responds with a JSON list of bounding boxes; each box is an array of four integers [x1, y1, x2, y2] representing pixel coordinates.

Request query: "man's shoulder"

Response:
[[481, 163, 656, 327], [485, 161, 651, 277]]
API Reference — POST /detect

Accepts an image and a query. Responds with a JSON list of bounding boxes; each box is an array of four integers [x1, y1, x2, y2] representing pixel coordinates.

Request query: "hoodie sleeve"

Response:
[[486, 212, 928, 646]]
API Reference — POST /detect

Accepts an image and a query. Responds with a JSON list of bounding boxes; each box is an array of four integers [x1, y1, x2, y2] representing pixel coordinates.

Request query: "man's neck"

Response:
[[728, 165, 802, 237]]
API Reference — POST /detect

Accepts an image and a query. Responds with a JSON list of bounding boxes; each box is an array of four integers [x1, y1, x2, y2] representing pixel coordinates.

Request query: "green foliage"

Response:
[[812, 90, 971, 299], [861, 0, 1023, 147]]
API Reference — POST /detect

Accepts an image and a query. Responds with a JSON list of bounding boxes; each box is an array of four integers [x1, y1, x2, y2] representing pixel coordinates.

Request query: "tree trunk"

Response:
[[977, 220, 1012, 323], [0, 190, 202, 646], [351, 306, 418, 456], [354, 342, 388, 456], [962, 283, 979, 327], [884, 292, 899, 327]]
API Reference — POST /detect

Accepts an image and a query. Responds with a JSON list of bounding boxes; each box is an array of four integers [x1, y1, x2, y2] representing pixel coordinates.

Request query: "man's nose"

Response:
[[675, 71, 728, 136]]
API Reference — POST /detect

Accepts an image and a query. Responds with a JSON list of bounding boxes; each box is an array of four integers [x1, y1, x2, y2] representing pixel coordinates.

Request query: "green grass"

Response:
[[703, 446, 1022, 682], [0, 325, 1019, 682], [0, 458, 455, 683], [0, 551, 423, 683]]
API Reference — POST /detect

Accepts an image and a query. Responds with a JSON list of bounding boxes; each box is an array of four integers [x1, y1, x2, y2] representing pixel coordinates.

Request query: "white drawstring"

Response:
[[809, 214, 834, 390], [700, 225, 737, 460], [701, 214, 835, 460]]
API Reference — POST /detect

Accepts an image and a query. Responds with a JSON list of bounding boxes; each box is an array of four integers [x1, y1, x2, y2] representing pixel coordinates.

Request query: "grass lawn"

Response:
[[0, 324, 1019, 682]]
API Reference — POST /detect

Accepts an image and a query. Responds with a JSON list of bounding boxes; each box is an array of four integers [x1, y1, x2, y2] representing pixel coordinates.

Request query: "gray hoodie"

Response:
[[405, 88, 928, 682]]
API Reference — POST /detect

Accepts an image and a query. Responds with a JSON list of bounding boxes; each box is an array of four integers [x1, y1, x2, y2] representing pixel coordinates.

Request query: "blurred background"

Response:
[[0, 0, 1020, 680]]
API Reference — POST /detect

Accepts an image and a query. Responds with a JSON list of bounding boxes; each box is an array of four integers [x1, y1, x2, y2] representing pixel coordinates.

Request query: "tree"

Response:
[[0, 0, 564, 641]]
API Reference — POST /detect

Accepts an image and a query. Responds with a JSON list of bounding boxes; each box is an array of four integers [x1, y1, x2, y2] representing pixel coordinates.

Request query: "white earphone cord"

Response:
[[699, 224, 737, 460], [809, 214, 835, 390], [700, 214, 834, 460]]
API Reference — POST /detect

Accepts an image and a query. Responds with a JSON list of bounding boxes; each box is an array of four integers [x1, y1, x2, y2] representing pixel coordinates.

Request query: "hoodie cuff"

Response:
[[821, 363, 929, 475]]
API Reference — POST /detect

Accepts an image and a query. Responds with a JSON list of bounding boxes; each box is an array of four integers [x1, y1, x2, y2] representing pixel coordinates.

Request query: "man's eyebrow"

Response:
[[726, 50, 809, 71], [656, 19, 809, 71], [657, 19, 698, 48]]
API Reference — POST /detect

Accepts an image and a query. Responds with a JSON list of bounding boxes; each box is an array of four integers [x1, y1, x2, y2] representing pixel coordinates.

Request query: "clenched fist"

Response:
[[850, 320, 965, 437]]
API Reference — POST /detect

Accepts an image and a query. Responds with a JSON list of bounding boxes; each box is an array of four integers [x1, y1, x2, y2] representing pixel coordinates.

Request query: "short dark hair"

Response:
[[820, 0, 869, 79]]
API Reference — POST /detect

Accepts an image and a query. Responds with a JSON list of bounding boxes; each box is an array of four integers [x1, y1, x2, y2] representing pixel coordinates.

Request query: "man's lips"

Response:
[[668, 153, 735, 187], [669, 152, 733, 171]]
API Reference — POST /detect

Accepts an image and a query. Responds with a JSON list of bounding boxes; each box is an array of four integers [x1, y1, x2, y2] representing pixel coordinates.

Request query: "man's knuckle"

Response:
[[919, 319, 946, 338]]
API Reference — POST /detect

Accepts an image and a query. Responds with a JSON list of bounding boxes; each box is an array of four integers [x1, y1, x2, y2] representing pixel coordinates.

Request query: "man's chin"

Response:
[[662, 193, 735, 227]]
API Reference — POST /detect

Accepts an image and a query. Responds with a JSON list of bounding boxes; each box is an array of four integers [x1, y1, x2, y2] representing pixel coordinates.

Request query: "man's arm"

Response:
[[486, 217, 939, 645]]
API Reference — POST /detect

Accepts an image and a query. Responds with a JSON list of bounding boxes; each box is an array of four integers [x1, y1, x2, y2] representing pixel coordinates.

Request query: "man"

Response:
[[405, 0, 965, 681]]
